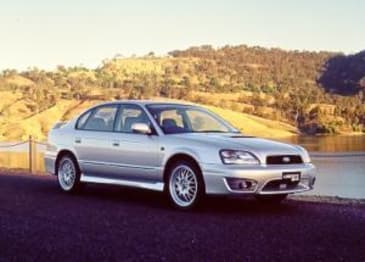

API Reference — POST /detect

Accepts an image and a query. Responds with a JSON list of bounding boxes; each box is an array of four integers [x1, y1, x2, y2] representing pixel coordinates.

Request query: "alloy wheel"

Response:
[[169, 165, 198, 208], [58, 158, 76, 191]]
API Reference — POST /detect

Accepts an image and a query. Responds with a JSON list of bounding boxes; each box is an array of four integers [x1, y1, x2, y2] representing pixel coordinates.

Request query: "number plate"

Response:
[[282, 172, 301, 182]]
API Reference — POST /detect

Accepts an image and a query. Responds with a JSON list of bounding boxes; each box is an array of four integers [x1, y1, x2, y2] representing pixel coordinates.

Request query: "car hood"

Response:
[[172, 133, 301, 157]]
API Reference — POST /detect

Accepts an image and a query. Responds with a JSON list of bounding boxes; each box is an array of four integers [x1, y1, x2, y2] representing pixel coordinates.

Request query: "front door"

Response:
[[108, 104, 161, 182]]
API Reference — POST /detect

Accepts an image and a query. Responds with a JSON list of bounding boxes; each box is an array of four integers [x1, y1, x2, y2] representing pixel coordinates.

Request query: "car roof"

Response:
[[95, 100, 195, 107]]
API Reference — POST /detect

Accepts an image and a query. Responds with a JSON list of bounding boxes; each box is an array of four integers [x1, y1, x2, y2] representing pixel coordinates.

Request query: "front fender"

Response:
[[162, 147, 202, 167]]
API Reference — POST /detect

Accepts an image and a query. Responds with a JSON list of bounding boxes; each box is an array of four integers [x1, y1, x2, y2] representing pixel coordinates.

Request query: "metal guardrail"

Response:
[[0, 141, 29, 148], [0, 136, 47, 173]]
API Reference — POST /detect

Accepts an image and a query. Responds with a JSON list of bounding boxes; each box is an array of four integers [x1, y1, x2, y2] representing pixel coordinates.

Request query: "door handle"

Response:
[[112, 140, 120, 147], [75, 137, 82, 144]]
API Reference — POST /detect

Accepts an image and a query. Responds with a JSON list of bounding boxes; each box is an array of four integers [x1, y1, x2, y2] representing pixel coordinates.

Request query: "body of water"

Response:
[[277, 134, 365, 152]]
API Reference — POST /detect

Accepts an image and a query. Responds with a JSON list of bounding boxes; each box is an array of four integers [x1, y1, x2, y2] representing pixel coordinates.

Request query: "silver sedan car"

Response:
[[45, 100, 316, 209]]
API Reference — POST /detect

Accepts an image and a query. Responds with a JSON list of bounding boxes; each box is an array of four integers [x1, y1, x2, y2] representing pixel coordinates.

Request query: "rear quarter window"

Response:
[[76, 111, 92, 129]]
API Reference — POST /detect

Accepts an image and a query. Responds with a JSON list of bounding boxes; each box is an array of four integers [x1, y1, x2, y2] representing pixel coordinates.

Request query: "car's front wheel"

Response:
[[255, 194, 288, 204], [166, 161, 204, 210], [57, 155, 82, 193]]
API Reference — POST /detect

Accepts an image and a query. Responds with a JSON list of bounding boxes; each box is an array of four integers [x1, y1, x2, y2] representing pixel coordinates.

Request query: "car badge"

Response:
[[283, 156, 291, 163]]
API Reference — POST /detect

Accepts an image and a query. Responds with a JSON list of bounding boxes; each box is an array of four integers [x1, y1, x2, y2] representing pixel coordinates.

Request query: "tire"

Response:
[[255, 194, 288, 204], [56, 154, 82, 193], [166, 160, 205, 210]]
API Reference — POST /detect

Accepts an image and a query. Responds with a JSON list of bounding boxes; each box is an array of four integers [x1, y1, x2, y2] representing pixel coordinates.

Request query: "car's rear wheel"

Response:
[[166, 161, 204, 210], [255, 194, 288, 204], [57, 155, 82, 193]]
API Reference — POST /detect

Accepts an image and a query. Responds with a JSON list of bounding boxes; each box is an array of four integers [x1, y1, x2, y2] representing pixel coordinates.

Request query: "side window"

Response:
[[82, 105, 118, 131], [159, 110, 184, 128], [115, 105, 151, 133], [76, 111, 92, 129]]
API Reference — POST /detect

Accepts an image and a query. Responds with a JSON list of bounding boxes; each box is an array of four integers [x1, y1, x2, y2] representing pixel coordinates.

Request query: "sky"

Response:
[[0, 0, 364, 70]]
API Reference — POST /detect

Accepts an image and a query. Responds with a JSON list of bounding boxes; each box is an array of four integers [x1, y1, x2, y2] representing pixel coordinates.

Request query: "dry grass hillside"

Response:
[[0, 45, 364, 140], [0, 90, 297, 141]]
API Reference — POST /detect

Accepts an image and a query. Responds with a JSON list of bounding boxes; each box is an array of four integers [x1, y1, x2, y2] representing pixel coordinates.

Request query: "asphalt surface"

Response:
[[0, 172, 364, 262]]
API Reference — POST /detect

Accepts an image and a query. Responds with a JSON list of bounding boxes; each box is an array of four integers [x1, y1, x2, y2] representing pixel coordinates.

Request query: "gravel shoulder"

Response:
[[0, 170, 364, 262]]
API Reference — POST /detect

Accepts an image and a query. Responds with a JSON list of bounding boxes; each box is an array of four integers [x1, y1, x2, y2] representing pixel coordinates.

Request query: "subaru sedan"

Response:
[[44, 101, 316, 209]]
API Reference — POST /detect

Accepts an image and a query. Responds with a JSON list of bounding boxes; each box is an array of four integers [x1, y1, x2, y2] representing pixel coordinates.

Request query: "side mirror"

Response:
[[131, 123, 152, 135]]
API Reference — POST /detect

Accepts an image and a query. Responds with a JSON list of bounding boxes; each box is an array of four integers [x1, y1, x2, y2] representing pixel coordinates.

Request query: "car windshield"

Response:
[[146, 104, 239, 134]]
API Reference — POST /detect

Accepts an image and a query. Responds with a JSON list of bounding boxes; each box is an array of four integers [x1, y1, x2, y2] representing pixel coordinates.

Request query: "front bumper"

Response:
[[201, 163, 316, 195]]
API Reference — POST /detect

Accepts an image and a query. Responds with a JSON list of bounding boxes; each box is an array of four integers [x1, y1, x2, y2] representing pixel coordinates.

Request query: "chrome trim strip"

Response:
[[79, 160, 159, 170], [80, 174, 164, 191], [258, 180, 311, 195], [258, 186, 311, 195]]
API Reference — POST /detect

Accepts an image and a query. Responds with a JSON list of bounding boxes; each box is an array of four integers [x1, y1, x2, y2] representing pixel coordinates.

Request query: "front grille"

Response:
[[262, 179, 299, 191], [266, 155, 303, 165]]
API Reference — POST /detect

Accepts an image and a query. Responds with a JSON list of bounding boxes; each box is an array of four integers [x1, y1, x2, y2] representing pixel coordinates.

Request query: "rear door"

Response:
[[73, 104, 119, 177]]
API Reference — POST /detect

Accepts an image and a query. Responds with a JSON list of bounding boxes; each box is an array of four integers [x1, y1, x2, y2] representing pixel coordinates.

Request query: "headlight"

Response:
[[220, 150, 260, 165], [303, 151, 311, 163]]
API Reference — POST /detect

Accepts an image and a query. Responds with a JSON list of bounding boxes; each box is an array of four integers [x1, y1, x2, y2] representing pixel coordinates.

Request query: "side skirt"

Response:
[[80, 174, 164, 192]]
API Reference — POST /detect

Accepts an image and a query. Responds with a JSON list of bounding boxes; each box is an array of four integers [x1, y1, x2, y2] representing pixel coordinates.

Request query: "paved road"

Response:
[[0, 172, 364, 262]]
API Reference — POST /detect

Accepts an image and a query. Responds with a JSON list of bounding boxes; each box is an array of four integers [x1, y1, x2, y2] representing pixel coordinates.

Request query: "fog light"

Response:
[[300, 178, 315, 188], [239, 181, 248, 189], [226, 178, 257, 191]]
